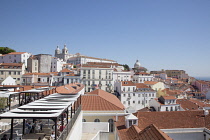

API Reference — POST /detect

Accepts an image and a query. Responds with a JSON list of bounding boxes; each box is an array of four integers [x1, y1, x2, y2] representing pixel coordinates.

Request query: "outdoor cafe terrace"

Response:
[[0, 92, 82, 140]]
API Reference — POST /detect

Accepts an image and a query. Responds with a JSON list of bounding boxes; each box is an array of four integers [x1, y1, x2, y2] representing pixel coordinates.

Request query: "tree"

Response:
[[0, 47, 16, 54], [121, 64, 130, 71], [0, 97, 7, 109]]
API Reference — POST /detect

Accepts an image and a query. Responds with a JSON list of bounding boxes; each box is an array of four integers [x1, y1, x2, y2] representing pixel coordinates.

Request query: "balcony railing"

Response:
[[58, 106, 81, 140]]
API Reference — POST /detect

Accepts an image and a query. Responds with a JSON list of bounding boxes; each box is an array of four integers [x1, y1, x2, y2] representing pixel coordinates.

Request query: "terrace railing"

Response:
[[58, 105, 81, 140]]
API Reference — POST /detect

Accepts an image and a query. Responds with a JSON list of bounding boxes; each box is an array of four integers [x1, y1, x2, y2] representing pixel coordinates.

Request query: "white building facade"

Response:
[[133, 72, 154, 83], [0, 52, 31, 68], [113, 69, 132, 82], [51, 57, 66, 72], [149, 96, 181, 111], [115, 81, 156, 112], [80, 66, 114, 93], [67, 54, 116, 65]]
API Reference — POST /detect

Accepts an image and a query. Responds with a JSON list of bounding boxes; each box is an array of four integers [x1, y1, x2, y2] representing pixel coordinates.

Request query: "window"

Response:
[[14, 71, 16, 75], [133, 101, 135, 104], [9, 71, 11, 75], [129, 120, 132, 127], [1, 71, 3, 75], [94, 119, 100, 122], [166, 107, 168, 111], [171, 107, 173, 111], [108, 119, 114, 132], [133, 93, 135, 96], [123, 101, 126, 104], [138, 101, 140, 104], [123, 94, 125, 97], [138, 94, 140, 97], [128, 101, 130, 105], [82, 119, 86, 122]]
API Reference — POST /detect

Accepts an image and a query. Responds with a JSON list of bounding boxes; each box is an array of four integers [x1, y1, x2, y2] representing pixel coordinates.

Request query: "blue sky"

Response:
[[0, 0, 210, 77]]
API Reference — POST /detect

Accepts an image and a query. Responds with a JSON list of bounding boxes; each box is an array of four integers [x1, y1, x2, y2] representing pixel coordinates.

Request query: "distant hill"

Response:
[[0, 47, 16, 54]]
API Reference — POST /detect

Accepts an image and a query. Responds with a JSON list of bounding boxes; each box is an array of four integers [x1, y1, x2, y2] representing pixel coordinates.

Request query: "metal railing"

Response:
[[58, 106, 81, 140]]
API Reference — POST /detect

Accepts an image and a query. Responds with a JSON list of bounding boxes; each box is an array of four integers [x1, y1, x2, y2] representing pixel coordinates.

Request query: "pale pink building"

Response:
[[193, 80, 209, 93]]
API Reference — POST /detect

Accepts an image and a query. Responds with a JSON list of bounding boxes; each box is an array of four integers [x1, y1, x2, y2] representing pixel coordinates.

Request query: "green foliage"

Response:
[[0, 97, 7, 109], [121, 64, 130, 71], [0, 47, 16, 54], [73, 65, 77, 68]]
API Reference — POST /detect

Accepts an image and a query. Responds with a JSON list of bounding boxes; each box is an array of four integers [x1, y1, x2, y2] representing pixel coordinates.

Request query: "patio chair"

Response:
[[16, 130, 23, 139]]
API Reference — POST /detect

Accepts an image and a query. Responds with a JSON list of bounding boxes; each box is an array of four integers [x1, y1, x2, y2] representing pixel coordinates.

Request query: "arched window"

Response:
[[108, 119, 114, 132], [82, 119, 86, 122], [94, 119, 100, 122]]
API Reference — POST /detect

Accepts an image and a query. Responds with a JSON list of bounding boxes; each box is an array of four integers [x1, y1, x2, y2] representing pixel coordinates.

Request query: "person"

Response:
[[1, 134, 8, 140], [38, 137, 42, 140], [50, 131, 55, 140], [26, 122, 32, 134], [42, 134, 48, 140], [39, 121, 43, 131]]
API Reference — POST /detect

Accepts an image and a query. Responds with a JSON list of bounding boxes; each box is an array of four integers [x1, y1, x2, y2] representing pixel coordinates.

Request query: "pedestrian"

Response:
[[42, 134, 48, 140]]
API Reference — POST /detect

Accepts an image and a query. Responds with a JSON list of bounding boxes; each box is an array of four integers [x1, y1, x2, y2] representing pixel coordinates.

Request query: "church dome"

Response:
[[134, 60, 141, 69]]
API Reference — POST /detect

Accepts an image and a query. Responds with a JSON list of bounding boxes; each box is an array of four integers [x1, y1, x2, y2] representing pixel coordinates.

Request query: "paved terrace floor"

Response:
[[0, 119, 58, 140]]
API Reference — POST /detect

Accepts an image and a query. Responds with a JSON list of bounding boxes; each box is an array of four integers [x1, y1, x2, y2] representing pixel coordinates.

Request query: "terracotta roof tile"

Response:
[[121, 81, 136, 86], [82, 89, 124, 111], [177, 99, 199, 110], [144, 81, 158, 85], [116, 121, 172, 140], [136, 124, 172, 140], [0, 63, 23, 69], [8, 52, 27, 54], [135, 83, 150, 89], [135, 72, 150, 75], [59, 68, 73, 73], [23, 73, 51, 76], [162, 96, 176, 100], [135, 111, 206, 130], [56, 83, 84, 94]]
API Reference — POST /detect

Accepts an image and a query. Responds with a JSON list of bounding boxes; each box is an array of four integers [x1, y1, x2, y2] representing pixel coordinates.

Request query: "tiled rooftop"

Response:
[[59, 68, 73, 73], [144, 81, 158, 85], [82, 89, 124, 111], [177, 99, 200, 110], [115, 110, 210, 140], [8, 52, 27, 54], [135, 83, 150, 89], [56, 83, 84, 94], [134, 110, 207, 130], [121, 81, 136, 86]]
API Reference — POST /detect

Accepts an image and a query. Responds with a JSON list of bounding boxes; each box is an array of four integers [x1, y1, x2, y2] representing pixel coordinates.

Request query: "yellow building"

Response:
[[82, 89, 125, 140], [0, 63, 25, 85]]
